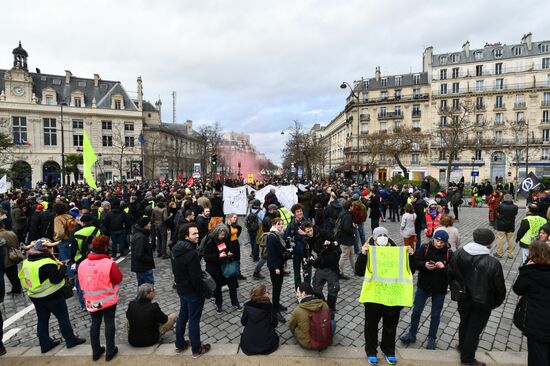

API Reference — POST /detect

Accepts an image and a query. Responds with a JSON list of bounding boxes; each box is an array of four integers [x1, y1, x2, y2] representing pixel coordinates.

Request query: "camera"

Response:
[[283, 247, 294, 261]]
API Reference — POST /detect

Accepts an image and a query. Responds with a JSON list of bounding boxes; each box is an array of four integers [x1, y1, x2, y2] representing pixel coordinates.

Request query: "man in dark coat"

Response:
[[131, 218, 155, 286], [336, 201, 356, 280], [494, 194, 518, 258]]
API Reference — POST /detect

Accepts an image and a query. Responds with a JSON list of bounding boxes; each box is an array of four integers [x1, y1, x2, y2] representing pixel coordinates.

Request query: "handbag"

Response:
[[200, 270, 216, 299], [63, 279, 74, 299], [450, 280, 468, 302], [8, 247, 25, 264], [513, 297, 527, 332], [222, 261, 240, 278]]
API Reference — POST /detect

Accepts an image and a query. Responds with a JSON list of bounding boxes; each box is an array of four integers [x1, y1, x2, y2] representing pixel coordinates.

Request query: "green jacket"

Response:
[[289, 298, 329, 349]]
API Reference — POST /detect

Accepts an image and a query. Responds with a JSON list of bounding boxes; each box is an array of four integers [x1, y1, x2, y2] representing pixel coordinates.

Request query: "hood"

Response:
[[133, 224, 149, 234], [244, 301, 273, 322], [519, 264, 550, 288], [172, 239, 195, 257], [462, 242, 490, 256], [298, 298, 325, 312], [330, 200, 342, 209]]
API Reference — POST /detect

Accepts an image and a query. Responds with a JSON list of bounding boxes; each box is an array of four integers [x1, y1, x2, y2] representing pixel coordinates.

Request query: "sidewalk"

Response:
[[2, 344, 528, 365]]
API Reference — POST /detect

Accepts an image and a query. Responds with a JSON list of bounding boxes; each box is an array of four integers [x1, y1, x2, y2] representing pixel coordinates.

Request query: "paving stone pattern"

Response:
[[2, 206, 527, 352]]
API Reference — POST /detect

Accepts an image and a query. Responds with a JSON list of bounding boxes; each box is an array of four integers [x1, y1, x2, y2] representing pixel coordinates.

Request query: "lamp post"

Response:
[[340, 82, 360, 183], [60, 102, 68, 186], [471, 157, 476, 185]]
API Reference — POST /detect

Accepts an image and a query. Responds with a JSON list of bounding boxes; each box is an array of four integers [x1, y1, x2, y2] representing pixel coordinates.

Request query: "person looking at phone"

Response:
[[400, 230, 453, 350]]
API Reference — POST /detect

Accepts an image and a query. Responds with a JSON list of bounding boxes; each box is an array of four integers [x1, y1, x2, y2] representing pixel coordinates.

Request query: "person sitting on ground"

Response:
[[126, 283, 178, 347], [239, 284, 279, 355], [289, 283, 335, 350]]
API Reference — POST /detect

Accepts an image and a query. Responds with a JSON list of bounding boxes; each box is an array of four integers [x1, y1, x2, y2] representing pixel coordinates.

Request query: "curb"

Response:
[[2, 344, 528, 365]]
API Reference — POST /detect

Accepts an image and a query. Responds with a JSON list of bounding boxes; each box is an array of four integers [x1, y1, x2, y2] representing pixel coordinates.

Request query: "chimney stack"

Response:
[[155, 99, 162, 122], [375, 66, 381, 81], [137, 76, 143, 111], [462, 41, 470, 57], [521, 32, 533, 50], [65, 70, 72, 85], [94, 73, 100, 87], [186, 120, 193, 135]]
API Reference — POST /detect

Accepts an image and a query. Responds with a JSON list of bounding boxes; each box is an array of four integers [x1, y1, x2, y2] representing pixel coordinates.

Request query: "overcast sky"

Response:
[[1, 1, 548, 163]]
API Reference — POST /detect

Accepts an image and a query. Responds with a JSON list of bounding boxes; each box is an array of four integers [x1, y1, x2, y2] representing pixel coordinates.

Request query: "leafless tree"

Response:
[[197, 122, 222, 176], [111, 124, 136, 180], [282, 120, 327, 181], [0, 117, 15, 168], [144, 134, 162, 180]]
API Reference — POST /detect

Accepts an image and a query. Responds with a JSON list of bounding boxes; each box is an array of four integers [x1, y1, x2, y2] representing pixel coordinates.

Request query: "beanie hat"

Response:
[[428, 200, 437, 206], [268, 204, 278, 211], [372, 227, 389, 238], [137, 217, 150, 228], [80, 214, 94, 224], [36, 204, 44, 211], [251, 199, 261, 209], [503, 194, 513, 202], [352, 193, 360, 200], [473, 228, 495, 246], [433, 230, 449, 243]]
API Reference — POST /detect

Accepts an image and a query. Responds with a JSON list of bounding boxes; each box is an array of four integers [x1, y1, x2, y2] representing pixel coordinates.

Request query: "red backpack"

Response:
[[309, 308, 333, 350]]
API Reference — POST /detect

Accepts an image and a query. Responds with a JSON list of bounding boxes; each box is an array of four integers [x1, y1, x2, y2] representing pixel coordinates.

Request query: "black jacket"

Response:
[[494, 200, 518, 233], [323, 201, 343, 232], [126, 298, 168, 347], [203, 236, 231, 286], [414, 243, 453, 295], [196, 215, 210, 243], [130, 225, 155, 273], [240, 301, 279, 355], [102, 208, 131, 236], [210, 196, 224, 217], [27, 252, 66, 302], [28, 212, 43, 242], [38, 210, 56, 240], [171, 239, 204, 295], [369, 195, 381, 219], [512, 263, 550, 342], [335, 211, 355, 246], [449, 244, 506, 309], [413, 199, 427, 232], [306, 227, 340, 272]]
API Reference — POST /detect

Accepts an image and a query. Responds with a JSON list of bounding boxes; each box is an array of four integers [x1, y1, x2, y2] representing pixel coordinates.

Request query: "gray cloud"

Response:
[[1, 0, 548, 163]]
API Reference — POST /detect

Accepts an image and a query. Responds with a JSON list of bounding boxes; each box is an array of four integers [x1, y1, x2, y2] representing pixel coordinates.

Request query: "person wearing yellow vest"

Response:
[[18, 238, 86, 354], [71, 214, 100, 310], [278, 206, 292, 229], [354, 227, 414, 366], [77, 235, 123, 361], [516, 203, 548, 264]]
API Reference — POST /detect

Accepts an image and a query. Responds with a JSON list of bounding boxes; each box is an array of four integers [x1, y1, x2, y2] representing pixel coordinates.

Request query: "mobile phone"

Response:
[[428, 260, 436, 265]]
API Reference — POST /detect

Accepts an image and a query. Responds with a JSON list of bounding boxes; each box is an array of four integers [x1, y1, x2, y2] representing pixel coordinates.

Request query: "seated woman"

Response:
[[126, 283, 178, 347], [239, 284, 279, 355]]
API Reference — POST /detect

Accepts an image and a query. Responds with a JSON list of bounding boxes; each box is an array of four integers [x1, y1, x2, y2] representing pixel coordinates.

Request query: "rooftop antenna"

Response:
[[172, 91, 176, 124]]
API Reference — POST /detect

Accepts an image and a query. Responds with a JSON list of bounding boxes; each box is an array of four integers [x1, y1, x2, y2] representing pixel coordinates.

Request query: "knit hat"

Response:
[[137, 217, 150, 228], [251, 199, 261, 209], [352, 194, 360, 200], [473, 228, 495, 246], [433, 230, 449, 243], [268, 204, 278, 211], [372, 227, 389, 238], [503, 194, 513, 202], [428, 200, 437, 206], [80, 214, 94, 223], [145, 191, 153, 199]]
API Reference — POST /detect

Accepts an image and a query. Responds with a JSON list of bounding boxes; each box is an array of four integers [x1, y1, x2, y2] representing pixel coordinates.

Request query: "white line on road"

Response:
[[3, 304, 34, 330], [2, 327, 22, 342], [115, 255, 127, 264]]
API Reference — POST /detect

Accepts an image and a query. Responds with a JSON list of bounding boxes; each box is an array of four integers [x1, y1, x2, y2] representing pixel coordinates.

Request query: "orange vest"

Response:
[[78, 258, 119, 312], [425, 212, 441, 237]]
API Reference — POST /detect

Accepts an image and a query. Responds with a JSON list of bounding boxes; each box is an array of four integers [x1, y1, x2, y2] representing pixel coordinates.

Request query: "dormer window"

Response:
[[41, 88, 57, 105], [74, 97, 82, 107], [474, 51, 483, 60], [494, 48, 503, 58], [540, 44, 550, 53], [439, 56, 447, 64], [115, 100, 121, 110], [395, 76, 402, 86], [450, 54, 460, 63], [513, 47, 523, 56], [112, 95, 124, 110], [45, 95, 54, 105], [381, 78, 387, 87], [413, 74, 420, 84]]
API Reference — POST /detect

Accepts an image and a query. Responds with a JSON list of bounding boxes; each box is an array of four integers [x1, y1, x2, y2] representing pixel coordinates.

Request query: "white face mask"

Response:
[[376, 236, 389, 246]]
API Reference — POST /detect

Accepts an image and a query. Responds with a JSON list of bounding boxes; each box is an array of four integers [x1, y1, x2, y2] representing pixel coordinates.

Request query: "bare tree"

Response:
[[144, 134, 162, 180], [0, 117, 15, 168], [197, 122, 222, 176], [111, 124, 135, 180], [282, 120, 327, 181], [437, 100, 481, 186]]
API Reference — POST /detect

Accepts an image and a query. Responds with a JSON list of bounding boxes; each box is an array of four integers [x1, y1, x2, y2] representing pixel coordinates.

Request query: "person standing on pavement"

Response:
[[72, 215, 100, 310], [209, 192, 225, 230], [196, 207, 211, 244], [78, 235, 123, 361], [266, 217, 288, 323], [0, 221, 6, 356], [494, 194, 519, 258], [151, 199, 172, 259], [449, 228, 506, 366], [512, 240, 550, 366], [351, 194, 368, 247], [516, 204, 547, 264], [433, 215, 461, 250], [226, 213, 246, 280], [19, 238, 86, 354], [284, 204, 308, 288], [400, 230, 453, 350], [102, 199, 131, 258], [131, 217, 155, 286], [412, 192, 428, 251], [53, 202, 76, 262], [368, 190, 381, 233], [11, 198, 28, 243], [337, 201, 356, 280], [246, 200, 262, 263], [171, 223, 211, 357], [400, 204, 417, 250], [0, 219, 23, 295]]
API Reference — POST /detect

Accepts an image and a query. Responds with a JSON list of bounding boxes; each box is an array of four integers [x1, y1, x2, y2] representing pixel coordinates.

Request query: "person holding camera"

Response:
[[266, 217, 289, 323], [400, 230, 453, 350], [284, 204, 308, 289], [301, 221, 341, 316]]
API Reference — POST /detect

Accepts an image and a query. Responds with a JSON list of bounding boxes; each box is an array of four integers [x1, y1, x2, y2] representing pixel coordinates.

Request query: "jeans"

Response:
[[408, 288, 445, 339], [73, 263, 85, 308], [521, 247, 530, 264], [110, 230, 126, 257], [458, 300, 492, 364], [57, 241, 71, 262], [214, 275, 239, 307], [155, 223, 168, 255], [5, 264, 22, 293], [33, 296, 80, 352], [136, 269, 155, 286], [254, 257, 266, 273], [269, 267, 284, 309], [370, 217, 380, 232], [90, 304, 117, 357], [176, 292, 205, 354], [357, 224, 366, 251], [292, 253, 311, 289], [250, 231, 259, 260]]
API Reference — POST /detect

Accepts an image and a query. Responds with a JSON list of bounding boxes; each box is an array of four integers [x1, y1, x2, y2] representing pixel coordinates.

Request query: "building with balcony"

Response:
[[424, 32, 550, 184]]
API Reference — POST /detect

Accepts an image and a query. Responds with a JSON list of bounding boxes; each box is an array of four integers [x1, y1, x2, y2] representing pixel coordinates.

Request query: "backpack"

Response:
[[64, 215, 77, 234], [351, 203, 366, 224], [309, 308, 333, 350], [75, 227, 99, 261], [333, 213, 344, 239], [245, 212, 260, 232], [258, 232, 270, 259]]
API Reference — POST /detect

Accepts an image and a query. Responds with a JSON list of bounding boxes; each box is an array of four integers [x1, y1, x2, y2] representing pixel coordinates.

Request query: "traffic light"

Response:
[[211, 154, 218, 166]]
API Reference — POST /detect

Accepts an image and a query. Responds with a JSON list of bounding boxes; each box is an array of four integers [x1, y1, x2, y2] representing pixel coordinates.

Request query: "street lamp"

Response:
[[340, 82, 360, 183], [60, 101, 68, 186], [471, 157, 476, 185]]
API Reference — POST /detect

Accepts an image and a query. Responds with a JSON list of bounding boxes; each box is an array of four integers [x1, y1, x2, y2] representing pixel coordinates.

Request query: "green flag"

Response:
[[83, 131, 98, 189]]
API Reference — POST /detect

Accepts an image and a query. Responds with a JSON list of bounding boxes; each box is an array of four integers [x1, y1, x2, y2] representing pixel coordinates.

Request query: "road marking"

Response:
[[115, 256, 126, 264], [3, 304, 34, 330], [2, 327, 22, 342]]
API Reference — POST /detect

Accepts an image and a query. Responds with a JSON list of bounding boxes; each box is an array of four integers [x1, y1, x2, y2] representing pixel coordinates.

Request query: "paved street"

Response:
[[2, 206, 527, 352]]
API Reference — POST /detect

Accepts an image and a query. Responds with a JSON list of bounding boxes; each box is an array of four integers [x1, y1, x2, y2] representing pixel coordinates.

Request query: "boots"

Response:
[[327, 295, 337, 312]]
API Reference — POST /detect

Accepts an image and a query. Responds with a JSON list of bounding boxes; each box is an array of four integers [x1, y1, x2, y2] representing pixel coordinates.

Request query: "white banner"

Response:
[[0, 175, 6, 194], [276, 185, 298, 209], [223, 186, 248, 215]]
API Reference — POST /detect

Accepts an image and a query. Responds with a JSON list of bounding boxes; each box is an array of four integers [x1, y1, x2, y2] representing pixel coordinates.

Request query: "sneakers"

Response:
[[216, 304, 223, 314], [399, 332, 416, 344], [253, 272, 265, 279], [426, 336, 436, 350], [192, 344, 211, 358], [339, 273, 350, 280], [0, 345, 6, 356], [507, 254, 514, 259], [385, 355, 397, 365], [367, 356, 378, 365], [233, 304, 243, 311]]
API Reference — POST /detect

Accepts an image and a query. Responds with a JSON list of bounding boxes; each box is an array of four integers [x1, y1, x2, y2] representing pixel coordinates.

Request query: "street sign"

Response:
[[297, 165, 303, 178], [247, 173, 254, 183], [471, 171, 479, 177], [193, 163, 201, 173]]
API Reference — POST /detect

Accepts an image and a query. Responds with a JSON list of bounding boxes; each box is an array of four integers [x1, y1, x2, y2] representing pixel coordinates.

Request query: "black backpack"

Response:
[[246, 212, 260, 232]]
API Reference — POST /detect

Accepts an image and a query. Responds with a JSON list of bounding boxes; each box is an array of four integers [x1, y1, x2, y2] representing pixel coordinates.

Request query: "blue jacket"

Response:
[[266, 231, 286, 269]]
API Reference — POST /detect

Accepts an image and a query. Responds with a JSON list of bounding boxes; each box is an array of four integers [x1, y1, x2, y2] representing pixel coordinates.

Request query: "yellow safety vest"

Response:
[[18, 258, 65, 298], [42, 201, 49, 210], [123, 207, 129, 214], [359, 246, 413, 307], [278, 207, 292, 226], [520, 215, 547, 245], [74, 226, 100, 263]]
